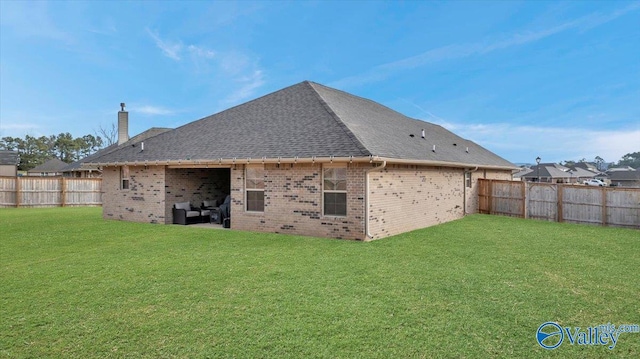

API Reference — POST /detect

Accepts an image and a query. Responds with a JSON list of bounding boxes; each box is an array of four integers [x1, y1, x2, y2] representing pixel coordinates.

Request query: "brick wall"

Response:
[[465, 169, 513, 214], [367, 165, 466, 239], [231, 163, 367, 240], [102, 165, 166, 223], [101, 163, 512, 239], [164, 168, 230, 223]]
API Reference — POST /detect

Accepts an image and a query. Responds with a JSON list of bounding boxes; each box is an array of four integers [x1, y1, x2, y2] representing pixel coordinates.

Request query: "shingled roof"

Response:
[[89, 81, 515, 169], [0, 150, 19, 165], [27, 158, 68, 173], [65, 127, 171, 172]]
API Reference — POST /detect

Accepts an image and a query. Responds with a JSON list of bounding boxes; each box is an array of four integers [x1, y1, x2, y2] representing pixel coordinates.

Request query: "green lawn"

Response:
[[1, 208, 638, 358]]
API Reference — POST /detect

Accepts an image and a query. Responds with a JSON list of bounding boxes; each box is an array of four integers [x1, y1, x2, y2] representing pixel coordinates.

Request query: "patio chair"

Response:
[[200, 200, 218, 223], [172, 201, 202, 225]]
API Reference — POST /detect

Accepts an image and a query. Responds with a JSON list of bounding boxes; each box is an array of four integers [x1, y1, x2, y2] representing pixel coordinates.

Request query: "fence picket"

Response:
[[0, 176, 102, 208], [478, 179, 639, 229]]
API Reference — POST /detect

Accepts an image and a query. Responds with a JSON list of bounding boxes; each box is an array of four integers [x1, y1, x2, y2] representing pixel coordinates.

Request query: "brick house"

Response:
[[87, 81, 515, 240]]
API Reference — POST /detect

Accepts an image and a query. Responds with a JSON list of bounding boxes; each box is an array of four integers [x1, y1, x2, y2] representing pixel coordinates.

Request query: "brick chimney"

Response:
[[118, 102, 129, 145]]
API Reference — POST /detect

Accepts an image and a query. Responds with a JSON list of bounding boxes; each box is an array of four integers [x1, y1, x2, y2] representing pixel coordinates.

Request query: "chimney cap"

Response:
[[120, 103, 126, 111]]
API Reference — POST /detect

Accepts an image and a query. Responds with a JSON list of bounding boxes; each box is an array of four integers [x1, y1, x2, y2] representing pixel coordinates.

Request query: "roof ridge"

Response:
[[306, 82, 371, 156]]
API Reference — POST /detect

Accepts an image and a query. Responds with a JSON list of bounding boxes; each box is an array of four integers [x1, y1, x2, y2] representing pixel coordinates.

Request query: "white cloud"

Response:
[[0, 122, 43, 138], [224, 70, 265, 105], [0, 1, 71, 43], [143, 29, 265, 106], [133, 105, 175, 116], [187, 45, 215, 59], [145, 28, 219, 64], [331, 4, 640, 89], [435, 119, 640, 163], [146, 28, 183, 61]]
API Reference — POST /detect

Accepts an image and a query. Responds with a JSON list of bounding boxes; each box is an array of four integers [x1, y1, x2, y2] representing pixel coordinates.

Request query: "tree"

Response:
[[96, 123, 117, 146], [616, 152, 640, 169], [594, 156, 604, 171], [75, 134, 103, 159], [1, 132, 107, 171], [53, 132, 78, 163]]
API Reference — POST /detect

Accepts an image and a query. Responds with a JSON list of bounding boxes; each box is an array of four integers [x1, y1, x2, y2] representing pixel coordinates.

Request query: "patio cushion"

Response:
[[202, 200, 217, 208], [175, 202, 191, 211], [185, 210, 200, 218]]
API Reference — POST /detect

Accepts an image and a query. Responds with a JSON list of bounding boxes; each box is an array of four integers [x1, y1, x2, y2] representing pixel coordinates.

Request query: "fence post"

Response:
[[488, 180, 493, 214], [15, 177, 21, 208], [602, 186, 607, 226], [60, 177, 66, 207], [557, 184, 563, 223], [521, 181, 526, 218]]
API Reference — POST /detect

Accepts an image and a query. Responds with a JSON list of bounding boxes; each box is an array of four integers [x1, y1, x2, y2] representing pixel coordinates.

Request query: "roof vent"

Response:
[[432, 145, 436, 152], [421, 129, 425, 139], [409, 134, 415, 138], [466, 147, 469, 153]]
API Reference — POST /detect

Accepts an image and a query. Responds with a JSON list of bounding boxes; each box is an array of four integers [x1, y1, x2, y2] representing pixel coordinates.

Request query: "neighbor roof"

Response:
[[28, 158, 68, 173], [608, 169, 640, 182], [66, 127, 171, 172], [89, 81, 515, 169], [0, 150, 19, 165], [523, 163, 596, 179]]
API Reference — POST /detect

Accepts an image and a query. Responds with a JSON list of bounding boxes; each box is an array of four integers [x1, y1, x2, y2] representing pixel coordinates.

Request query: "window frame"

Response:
[[120, 165, 130, 190], [322, 164, 347, 217], [465, 171, 472, 188], [245, 165, 265, 213]]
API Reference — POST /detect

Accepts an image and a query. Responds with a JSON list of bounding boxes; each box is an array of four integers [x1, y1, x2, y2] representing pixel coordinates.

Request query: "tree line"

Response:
[[0, 133, 105, 171], [561, 152, 640, 171]]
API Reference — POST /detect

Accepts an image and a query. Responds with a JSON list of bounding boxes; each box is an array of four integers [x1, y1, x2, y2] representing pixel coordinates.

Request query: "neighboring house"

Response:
[[522, 163, 597, 183], [513, 167, 533, 181], [62, 127, 172, 178], [607, 168, 640, 188], [0, 150, 19, 177], [87, 81, 516, 240], [572, 162, 599, 172], [27, 158, 68, 176]]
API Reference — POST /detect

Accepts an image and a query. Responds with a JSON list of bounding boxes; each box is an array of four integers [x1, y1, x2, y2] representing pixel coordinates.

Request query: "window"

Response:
[[246, 167, 264, 212], [121, 165, 130, 190], [465, 171, 472, 188], [323, 166, 347, 216]]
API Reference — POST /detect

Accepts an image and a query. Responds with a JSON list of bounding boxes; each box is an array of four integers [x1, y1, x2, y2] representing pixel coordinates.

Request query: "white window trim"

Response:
[[322, 164, 347, 217], [121, 165, 130, 190], [245, 165, 265, 213]]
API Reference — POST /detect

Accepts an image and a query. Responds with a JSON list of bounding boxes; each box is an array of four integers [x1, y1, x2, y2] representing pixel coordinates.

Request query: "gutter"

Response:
[[365, 160, 387, 240], [85, 155, 517, 171]]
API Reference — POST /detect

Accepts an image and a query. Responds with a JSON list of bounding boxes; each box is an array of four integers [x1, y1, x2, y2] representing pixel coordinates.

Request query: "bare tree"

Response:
[[95, 123, 117, 147]]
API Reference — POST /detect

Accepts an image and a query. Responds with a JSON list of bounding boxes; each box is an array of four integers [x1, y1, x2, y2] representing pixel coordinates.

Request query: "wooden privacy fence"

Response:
[[0, 176, 102, 208], [478, 179, 640, 229]]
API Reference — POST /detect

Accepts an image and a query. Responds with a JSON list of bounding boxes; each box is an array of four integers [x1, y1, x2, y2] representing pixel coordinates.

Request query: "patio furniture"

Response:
[[173, 201, 202, 225], [200, 200, 217, 223], [208, 195, 230, 226]]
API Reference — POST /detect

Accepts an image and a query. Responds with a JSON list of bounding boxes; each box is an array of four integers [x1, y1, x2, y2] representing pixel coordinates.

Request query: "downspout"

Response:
[[463, 166, 479, 215], [365, 160, 387, 239]]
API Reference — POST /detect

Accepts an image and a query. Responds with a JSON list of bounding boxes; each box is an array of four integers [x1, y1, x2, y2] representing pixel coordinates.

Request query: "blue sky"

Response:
[[1, 0, 638, 164]]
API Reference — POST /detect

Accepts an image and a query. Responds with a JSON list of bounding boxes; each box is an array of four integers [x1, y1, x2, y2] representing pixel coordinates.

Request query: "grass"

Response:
[[0, 207, 638, 358]]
